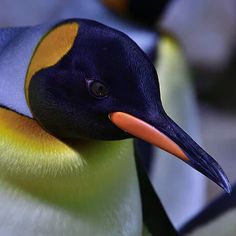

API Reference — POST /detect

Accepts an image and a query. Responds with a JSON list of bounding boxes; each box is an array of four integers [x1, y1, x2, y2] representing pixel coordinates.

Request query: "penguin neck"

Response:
[[0, 108, 142, 235], [0, 22, 57, 117]]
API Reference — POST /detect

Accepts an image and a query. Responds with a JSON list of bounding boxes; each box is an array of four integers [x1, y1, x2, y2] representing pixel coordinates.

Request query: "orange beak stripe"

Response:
[[109, 112, 189, 162]]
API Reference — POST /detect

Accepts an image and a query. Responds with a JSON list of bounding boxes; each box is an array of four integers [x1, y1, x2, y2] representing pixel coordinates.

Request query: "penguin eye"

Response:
[[88, 80, 110, 98]]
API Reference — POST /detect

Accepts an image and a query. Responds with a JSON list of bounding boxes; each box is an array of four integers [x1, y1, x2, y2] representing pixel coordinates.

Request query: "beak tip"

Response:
[[222, 180, 232, 194], [217, 172, 231, 194]]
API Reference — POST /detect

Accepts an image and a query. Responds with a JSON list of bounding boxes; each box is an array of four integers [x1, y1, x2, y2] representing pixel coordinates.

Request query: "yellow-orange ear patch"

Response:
[[25, 22, 79, 104], [103, 0, 128, 14]]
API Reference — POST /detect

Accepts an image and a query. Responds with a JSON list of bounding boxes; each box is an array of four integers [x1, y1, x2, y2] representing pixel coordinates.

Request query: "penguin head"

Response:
[[26, 19, 230, 193], [27, 19, 161, 140]]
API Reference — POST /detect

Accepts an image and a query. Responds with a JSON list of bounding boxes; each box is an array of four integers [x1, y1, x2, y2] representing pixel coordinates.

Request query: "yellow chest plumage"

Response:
[[0, 107, 142, 235]]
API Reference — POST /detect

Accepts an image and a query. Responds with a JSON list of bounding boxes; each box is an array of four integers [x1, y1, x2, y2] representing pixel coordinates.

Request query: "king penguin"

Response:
[[0, 19, 231, 236]]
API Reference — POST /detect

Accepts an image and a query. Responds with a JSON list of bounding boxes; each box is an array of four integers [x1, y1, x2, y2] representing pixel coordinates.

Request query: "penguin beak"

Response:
[[109, 112, 231, 193]]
